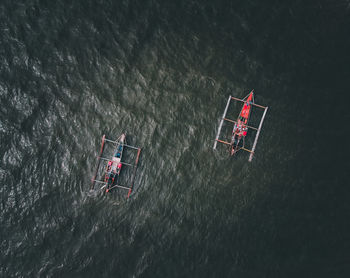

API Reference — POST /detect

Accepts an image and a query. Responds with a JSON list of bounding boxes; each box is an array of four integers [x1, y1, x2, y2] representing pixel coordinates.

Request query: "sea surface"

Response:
[[1, 1, 349, 277]]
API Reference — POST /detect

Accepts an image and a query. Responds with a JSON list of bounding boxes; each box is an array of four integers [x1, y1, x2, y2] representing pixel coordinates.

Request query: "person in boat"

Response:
[[107, 170, 117, 187], [106, 160, 112, 173], [235, 121, 243, 136], [242, 126, 248, 136]]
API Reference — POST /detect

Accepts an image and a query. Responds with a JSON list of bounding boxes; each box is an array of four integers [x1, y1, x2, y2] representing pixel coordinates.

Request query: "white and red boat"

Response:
[[91, 134, 141, 198], [230, 91, 254, 155], [103, 134, 125, 192], [213, 90, 268, 161]]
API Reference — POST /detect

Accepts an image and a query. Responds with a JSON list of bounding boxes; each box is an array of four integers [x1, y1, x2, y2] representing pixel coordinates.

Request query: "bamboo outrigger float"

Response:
[[213, 90, 268, 161], [91, 134, 141, 199]]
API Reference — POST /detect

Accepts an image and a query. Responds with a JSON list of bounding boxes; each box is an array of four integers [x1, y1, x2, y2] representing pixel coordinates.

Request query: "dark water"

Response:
[[1, 0, 350, 277]]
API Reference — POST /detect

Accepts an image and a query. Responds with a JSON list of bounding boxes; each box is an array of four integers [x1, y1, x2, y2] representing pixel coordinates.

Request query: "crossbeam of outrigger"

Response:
[[213, 90, 268, 161]]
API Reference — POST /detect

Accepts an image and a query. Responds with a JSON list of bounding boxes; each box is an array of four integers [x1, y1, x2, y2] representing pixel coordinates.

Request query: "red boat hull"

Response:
[[230, 91, 254, 155]]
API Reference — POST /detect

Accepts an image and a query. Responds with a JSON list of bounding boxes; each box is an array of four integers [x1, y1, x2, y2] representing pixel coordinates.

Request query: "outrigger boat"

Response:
[[213, 90, 268, 161], [91, 134, 141, 198]]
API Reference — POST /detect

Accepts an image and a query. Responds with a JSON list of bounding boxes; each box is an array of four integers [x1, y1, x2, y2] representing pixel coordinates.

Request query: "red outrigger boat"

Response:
[[230, 91, 254, 155], [213, 90, 268, 161], [91, 134, 141, 198]]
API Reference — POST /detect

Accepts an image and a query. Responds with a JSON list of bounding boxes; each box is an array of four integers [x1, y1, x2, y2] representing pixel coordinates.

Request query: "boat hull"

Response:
[[105, 134, 125, 191], [230, 91, 254, 155]]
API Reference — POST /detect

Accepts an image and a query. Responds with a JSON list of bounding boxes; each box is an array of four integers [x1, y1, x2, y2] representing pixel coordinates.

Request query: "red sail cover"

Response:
[[240, 92, 253, 124]]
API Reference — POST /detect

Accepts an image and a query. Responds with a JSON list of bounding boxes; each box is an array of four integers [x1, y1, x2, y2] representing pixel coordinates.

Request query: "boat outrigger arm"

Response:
[[91, 134, 142, 199], [213, 92, 268, 161]]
